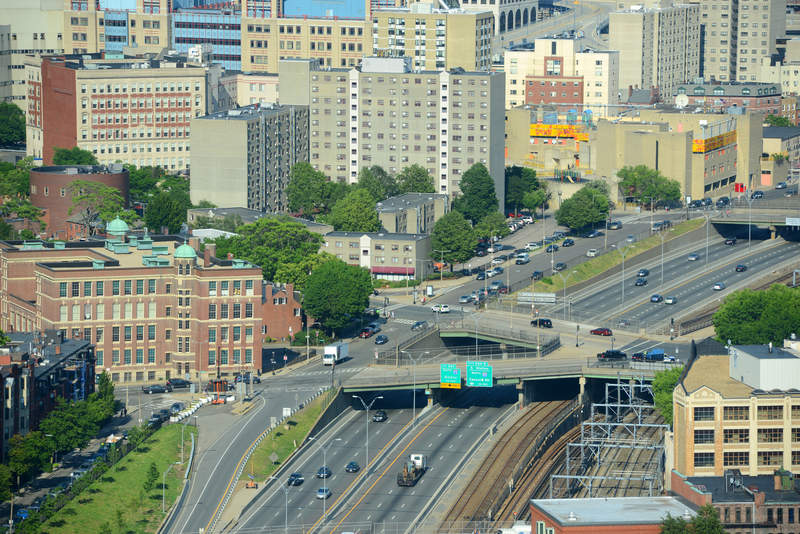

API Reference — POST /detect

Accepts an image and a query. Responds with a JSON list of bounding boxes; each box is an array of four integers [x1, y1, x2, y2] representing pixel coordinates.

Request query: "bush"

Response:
[[541, 277, 553, 285]]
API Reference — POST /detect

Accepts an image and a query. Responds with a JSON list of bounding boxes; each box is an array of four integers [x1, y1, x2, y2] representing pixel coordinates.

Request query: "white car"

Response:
[[492, 257, 505, 265], [431, 304, 450, 313], [523, 216, 534, 223], [587, 249, 599, 258], [525, 242, 541, 251], [484, 270, 496, 278]]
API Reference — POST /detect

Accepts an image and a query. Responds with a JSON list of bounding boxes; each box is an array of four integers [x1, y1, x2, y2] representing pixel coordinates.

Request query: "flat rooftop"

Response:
[[685, 474, 800, 504], [376, 193, 447, 213], [323, 231, 431, 241], [762, 126, 800, 139], [188, 207, 332, 229], [736, 344, 799, 360], [680, 354, 753, 398], [532, 496, 696, 526], [197, 103, 295, 121], [32, 165, 124, 175]]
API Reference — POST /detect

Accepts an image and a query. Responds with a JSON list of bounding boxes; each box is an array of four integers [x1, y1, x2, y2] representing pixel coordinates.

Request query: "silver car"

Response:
[[688, 253, 700, 261], [459, 295, 472, 303]]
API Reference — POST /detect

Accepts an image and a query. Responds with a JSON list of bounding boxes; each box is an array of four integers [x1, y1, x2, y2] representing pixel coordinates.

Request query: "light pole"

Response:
[[654, 228, 673, 289], [509, 269, 521, 333], [646, 196, 656, 229], [353, 395, 383, 474], [162, 461, 181, 513], [467, 310, 486, 357], [433, 249, 451, 283], [270, 476, 291, 534], [309, 437, 341, 524], [612, 244, 636, 308], [401, 350, 428, 427], [555, 270, 577, 318], [701, 210, 713, 270]]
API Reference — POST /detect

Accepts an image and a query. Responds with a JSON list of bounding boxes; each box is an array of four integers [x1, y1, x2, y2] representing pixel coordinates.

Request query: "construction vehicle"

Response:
[[397, 454, 427, 486]]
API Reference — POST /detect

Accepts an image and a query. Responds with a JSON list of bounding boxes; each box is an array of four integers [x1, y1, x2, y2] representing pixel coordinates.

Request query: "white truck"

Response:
[[323, 342, 349, 365]]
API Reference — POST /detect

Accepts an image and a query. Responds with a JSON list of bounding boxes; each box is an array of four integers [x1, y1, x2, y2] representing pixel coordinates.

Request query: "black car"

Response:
[[531, 271, 544, 281], [597, 350, 627, 360], [553, 262, 567, 272], [725, 237, 737, 245], [545, 244, 559, 253], [530, 318, 553, 328], [142, 385, 172, 394], [492, 266, 504, 275], [317, 467, 332, 478], [735, 264, 747, 272], [475, 249, 486, 257], [346, 462, 360, 473], [650, 294, 663, 303], [635, 278, 648, 286], [586, 230, 600, 238], [166, 378, 191, 389], [287, 473, 304, 486], [716, 196, 730, 206], [411, 321, 428, 331], [374, 335, 389, 345], [751, 191, 764, 199], [562, 238, 575, 247], [373, 410, 387, 422], [637, 268, 650, 277], [476, 272, 486, 281]]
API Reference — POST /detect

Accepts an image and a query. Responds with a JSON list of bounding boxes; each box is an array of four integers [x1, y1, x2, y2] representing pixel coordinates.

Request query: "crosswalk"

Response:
[[291, 367, 367, 377]]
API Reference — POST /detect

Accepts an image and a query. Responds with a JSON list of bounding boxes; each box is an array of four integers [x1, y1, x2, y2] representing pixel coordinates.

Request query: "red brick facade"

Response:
[[524, 74, 584, 107], [529, 507, 664, 534], [40, 59, 78, 165]]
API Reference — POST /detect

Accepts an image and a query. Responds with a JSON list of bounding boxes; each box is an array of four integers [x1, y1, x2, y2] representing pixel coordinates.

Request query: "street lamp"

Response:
[[270, 476, 291, 534], [400, 350, 428, 427], [701, 210, 713, 270], [612, 244, 636, 308], [162, 461, 181, 513], [467, 310, 486, 357], [654, 228, 673, 289], [353, 395, 383, 474], [308, 437, 341, 524], [555, 270, 578, 318]]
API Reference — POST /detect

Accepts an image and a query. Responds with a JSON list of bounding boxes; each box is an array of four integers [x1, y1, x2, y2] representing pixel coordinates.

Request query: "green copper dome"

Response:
[[106, 217, 129, 235], [174, 243, 197, 259]]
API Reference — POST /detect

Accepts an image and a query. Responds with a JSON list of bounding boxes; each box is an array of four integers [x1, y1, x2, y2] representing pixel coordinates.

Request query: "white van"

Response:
[[515, 253, 530, 265]]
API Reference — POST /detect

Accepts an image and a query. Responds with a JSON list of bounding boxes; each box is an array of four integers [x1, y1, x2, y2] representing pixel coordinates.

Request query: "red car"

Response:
[[359, 327, 375, 339], [590, 328, 613, 336]]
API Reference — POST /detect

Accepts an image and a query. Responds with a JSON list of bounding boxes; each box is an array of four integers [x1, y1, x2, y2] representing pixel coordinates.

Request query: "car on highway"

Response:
[[287, 473, 304, 486], [359, 327, 375, 339], [713, 282, 726, 291], [725, 237, 737, 245], [650, 294, 663, 302], [751, 190, 764, 199], [475, 249, 486, 257], [459, 295, 472, 303], [716, 196, 730, 207], [411, 321, 428, 331], [489, 280, 504, 290], [531, 271, 544, 281], [562, 238, 575, 247], [373, 410, 388, 422], [608, 221, 623, 230], [530, 318, 553, 328], [374, 335, 389, 345], [585, 230, 600, 238], [776, 181, 788, 189], [484, 270, 497, 278], [545, 244, 559, 253], [526, 242, 542, 251], [627, 235, 636, 243], [597, 350, 627, 360], [635, 278, 648, 286], [142, 384, 172, 394], [785, 190, 796, 197], [346, 462, 360, 473], [316, 487, 332, 500], [587, 249, 599, 257], [492, 266, 505, 275], [166, 378, 192, 389], [431, 304, 450, 313], [636, 269, 649, 277], [492, 255, 507, 265], [665, 296, 678, 305], [476, 272, 486, 281], [688, 253, 700, 261], [317, 467, 332, 479], [553, 262, 567, 272], [590, 327, 613, 336], [735, 264, 747, 272]]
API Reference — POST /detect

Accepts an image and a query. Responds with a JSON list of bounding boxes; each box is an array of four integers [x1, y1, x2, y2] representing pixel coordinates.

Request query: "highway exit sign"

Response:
[[440, 364, 461, 389], [466, 361, 493, 387]]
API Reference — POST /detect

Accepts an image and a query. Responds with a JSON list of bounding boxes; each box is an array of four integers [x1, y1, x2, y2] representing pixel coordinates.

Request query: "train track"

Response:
[[436, 401, 569, 532]]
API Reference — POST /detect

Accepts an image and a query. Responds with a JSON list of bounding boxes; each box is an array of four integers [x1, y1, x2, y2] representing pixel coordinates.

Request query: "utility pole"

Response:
[[433, 249, 451, 283]]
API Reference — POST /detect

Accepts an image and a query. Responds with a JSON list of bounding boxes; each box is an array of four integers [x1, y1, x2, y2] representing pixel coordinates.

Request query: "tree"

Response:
[[652, 366, 684, 425], [194, 199, 217, 209], [0, 156, 36, 198], [554, 186, 609, 230], [397, 164, 435, 194], [522, 189, 548, 219], [273, 252, 340, 293], [286, 162, 329, 218], [208, 216, 325, 281], [125, 164, 163, 201], [0, 102, 25, 145], [117, 209, 141, 227], [617, 165, 681, 207], [303, 260, 373, 332], [661, 504, 725, 534], [158, 174, 190, 195], [452, 163, 499, 225], [583, 179, 612, 198], [430, 210, 477, 266], [356, 166, 388, 203], [0, 465, 12, 502], [330, 188, 381, 232], [52, 147, 98, 166], [8, 431, 49, 484], [144, 192, 184, 234], [0, 198, 44, 221], [370, 165, 400, 198], [475, 211, 510, 240], [67, 180, 125, 233], [143, 461, 159, 494], [167, 187, 193, 214], [713, 284, 800, 345], [765, 114, 794, 128], [505, 165, 543, 214], [191, 213, 243, 233], [97, 371, 115, 401]]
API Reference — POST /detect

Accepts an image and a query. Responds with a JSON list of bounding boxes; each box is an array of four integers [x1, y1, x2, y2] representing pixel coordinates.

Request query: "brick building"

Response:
[[261, 283, 302, 343], [29, 164, 130, 241], [672, 83, 782, 116], [0, 219, 266, 384]]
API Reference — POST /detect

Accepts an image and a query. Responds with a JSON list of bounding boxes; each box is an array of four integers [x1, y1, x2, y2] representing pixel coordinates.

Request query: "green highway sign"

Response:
[[440, 364, 461, 389], [466, 361, 493, 388]]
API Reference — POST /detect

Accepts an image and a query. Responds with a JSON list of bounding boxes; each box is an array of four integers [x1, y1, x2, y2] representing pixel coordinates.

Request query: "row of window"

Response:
[[81, 82, 202, 94], [694, 405, 799, 421], [59, 279, 254, 298], [207, 303, 254, 319], [695, 427, 800, 444], [695, 450, 799, 468]]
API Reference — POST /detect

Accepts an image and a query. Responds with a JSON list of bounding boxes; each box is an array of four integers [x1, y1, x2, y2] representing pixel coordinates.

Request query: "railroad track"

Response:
[[436, 401, 569, 532]]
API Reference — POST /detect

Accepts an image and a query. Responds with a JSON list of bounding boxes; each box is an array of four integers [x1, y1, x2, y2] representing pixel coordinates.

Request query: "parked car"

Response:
[[716, 196, 730, 206], [170, 402, 185, 414], [142, 384, 172, 394], [553, 262, 567, 272], [637, 268, 650, 277], [459, 295, 472, 303], [665, 296, 678, 305], [562, 238, 575, 247], [374, 335, 389, 345], [373, 410, 388, 422], [650, 294, 663, 302], [359, 327, 375, 339], [627, 235, 636, 243], [522, 216, 534, 223], [531, 271, 544, 281], [346, 462, 360, 473], [492, 266, 504, 275], [476, 272, 486, 281], [735, 264, 747, 272], [713, 282, 726, 291], [431, 304, 450, 313], [484, 270, 496, 278], [287, 473, 304, 486], [492, 255, 508, 265], [751, 190, 764, 199], [688, 253, 700, 261], [776, 181, 788, 189], [317, 467, 332, 478], [497, 285, 509, 294], [545, 245, 559, 253], [526, 242, 542, 251], [489, 280, 503, 290], [166, 378, 191, 389], [411, 321, 428, 331], [316, 487, 332, 500], [597, 350, 627, 360], [587, 249, 599, 258], [585, 230, 600, 238], [635, 278, 648, 286], [475, 249, 487, 257], [725, 237, 737, 245], [590, 327, 613, 336], [530, 318, 553, 328]]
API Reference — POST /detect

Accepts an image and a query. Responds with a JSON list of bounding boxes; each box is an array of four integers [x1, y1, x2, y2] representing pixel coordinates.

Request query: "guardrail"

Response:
[[374, 324, 440, 360]]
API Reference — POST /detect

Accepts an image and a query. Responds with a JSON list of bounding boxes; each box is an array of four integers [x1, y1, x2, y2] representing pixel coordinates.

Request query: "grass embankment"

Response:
[[525, 218, 705, 294], [247, 388, 337, 480], [40, 424, 197, 534]]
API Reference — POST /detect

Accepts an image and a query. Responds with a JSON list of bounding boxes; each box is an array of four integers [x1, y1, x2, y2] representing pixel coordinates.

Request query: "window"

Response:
[[757, 405, 783, 420], [723, 406, 749, 420], [723, 428, 749, 443], [245, 303, 253, 318], [694, 407, 715, 421], [758, 428, 783, 443], [694, 430, 714, 444], [694, 453, 714, 468], [758, 451, 783, 466], [209, 304, 216, 320], [96, 281, 104, 296], [124, 326, 132, 341], [221, 304, 229, 319], [84, 281, 92, 297], [136, 279, 144, 295], [148, 325, 156, 340], [112, 281, 120, 296], [60, 283, 67, 298]]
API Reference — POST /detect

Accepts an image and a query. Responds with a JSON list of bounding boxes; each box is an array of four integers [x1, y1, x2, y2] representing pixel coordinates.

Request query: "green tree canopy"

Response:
[[0, 198, 44, 221], [208, 216, 324, 281], [398, 164, 435, 194], [143, 462, 159, 494], [522, 189, 548, 217], [661, 504, 725, 534], [144, 192, 184, 234], [158, 174, 190, 195], [653, 366, 684, 425], [9, 431, 51, 484], [430, 210, 477, 266], [0, 102, 25, 145], [371, 165, 400, 197], [67, 180, 125, 233], [475, 211, 511, 240], [583, 179, 612, 198], [356, 166, 388, 203], [330, 188, 381, 232], [0, 465, 12, 502], [0, 156, 35, 198], [286, 162, 330, 218], [452, 163, 499, 225], [617, 165, 681, 206], [303, 260, 373, 332], [765, 114, 794, 128], [125, 164, 163, 201], [554, 186, 609, 230], [505, 165, 544, 213], [713, 284, 800, 345], [194, 199, 217, 209], [52, 147, 98, 166], [191, 213, 243, 233], [274, 251, 340, 293]]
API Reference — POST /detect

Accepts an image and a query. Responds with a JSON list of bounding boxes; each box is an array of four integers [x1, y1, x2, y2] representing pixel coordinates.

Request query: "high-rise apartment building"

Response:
[[190, 103, 310, 212], [699, 0, 785, 82], [609, 4, 701, 98], [24, 53, 207, 168], [279, 57, 505, 200]]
